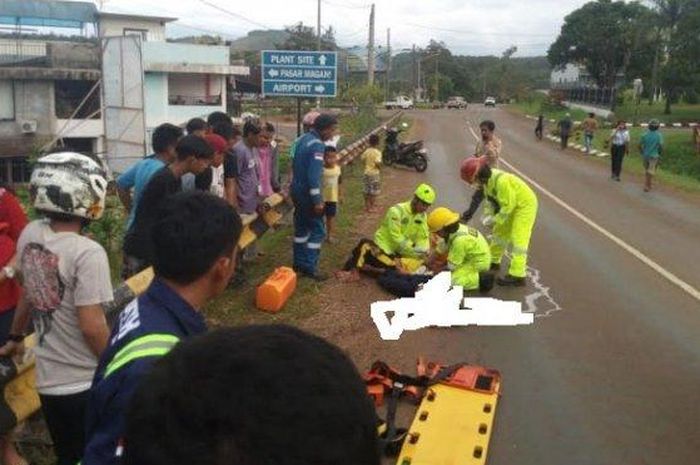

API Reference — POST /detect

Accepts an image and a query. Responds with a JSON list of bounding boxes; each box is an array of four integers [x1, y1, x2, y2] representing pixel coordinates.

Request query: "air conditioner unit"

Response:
[[20, 120, 37, 134]]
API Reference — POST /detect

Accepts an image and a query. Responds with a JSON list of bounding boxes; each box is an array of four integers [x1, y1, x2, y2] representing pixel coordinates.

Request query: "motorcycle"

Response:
[[382, 124, 429, 173]]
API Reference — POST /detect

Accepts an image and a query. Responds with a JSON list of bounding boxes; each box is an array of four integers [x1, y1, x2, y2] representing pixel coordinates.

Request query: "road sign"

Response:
[[261, 50, 338, 98]]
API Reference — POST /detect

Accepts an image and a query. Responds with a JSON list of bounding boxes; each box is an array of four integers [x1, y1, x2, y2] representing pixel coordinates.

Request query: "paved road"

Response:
[[381, 107, 700, 465]]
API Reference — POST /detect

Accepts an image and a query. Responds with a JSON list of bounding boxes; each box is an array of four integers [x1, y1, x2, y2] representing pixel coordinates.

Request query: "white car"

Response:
[[484, 96, 496, 107], [385, 95, 414, 110]]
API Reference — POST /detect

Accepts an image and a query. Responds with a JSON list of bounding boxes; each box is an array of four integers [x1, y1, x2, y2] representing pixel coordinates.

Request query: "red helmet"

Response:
[[460, 156, 487, 184]]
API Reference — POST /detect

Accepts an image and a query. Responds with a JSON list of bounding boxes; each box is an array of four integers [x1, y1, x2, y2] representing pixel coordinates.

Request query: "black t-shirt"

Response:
[[194, 167, 213, 191], [124, 167, 181, 261], [223, 149, 238, 179]]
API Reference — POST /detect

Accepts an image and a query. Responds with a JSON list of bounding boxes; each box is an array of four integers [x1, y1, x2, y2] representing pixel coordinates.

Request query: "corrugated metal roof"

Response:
[[0, 0, 97, 28]]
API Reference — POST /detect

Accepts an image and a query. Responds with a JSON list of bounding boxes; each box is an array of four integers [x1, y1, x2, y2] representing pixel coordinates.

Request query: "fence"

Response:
[[551, 86, 617, 108]]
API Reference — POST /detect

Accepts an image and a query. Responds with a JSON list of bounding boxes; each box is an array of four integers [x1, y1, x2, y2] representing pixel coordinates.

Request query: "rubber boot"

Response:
[[497, 274, 526, 287]]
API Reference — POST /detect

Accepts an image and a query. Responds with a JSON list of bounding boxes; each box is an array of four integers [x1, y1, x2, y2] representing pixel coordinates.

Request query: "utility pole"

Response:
[[384, 28, 391, 101], [411, 44, 417, 101], [368, 3, 375, 86], [316, 0, 321, 109], [434, 54, 439, 103]]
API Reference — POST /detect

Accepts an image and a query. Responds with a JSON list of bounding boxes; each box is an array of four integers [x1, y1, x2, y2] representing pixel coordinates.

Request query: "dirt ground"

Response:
[[300, 118, 428, 370]]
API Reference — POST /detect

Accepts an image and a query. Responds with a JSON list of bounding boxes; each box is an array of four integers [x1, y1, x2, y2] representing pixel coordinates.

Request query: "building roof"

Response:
[[0, 0, 97, 28], [98, 11, 177, 24]]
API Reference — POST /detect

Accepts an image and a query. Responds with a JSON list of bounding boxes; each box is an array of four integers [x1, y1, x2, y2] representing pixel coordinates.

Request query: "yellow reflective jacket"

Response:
[[484, 169, 537, 226], [446, 224, 491, 271], [374, 201, 429, 258]]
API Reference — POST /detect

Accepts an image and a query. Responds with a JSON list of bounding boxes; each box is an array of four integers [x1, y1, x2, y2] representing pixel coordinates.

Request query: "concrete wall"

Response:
[[0, 80, 54, 157], [99, 18, 166, 41], [142, 42, 229, 66], [49, 41, 100, 69], [144, 72, 168, 128]]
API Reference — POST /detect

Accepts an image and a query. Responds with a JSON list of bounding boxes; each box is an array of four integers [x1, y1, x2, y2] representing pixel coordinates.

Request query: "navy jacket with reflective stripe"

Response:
[[82, 279, 207, 465]]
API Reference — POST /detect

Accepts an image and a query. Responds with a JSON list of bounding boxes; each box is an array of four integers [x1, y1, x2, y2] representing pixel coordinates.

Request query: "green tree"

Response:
[[276, 22, 337, 51], [548, 0, 651, 93]]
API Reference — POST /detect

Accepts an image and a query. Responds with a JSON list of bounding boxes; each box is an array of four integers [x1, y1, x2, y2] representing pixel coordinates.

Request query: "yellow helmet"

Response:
[[428, 207, 460, 232], [414, 183, 436, 205]]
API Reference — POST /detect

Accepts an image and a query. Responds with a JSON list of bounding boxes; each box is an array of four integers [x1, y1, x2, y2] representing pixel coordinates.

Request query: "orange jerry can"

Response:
[[256, 267, 297, 313]]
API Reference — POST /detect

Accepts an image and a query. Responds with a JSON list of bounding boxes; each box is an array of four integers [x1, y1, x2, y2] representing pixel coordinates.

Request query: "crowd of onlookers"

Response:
[[0, 109, 384, 465]]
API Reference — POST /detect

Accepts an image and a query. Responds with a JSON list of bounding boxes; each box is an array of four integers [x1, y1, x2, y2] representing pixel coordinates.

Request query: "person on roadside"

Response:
[[122, 325, 379, 465], [182, 134, 228, 199], [534, 114, 544, 141], [185, 117, 207, 137], [0, 185, 29, 465], [460, 156, 538, 287], [558, 113, 573, 149], [474, 120, 502, 167], [123, 136, 214, 276], [289, 111, 321, 160], [427, 207, 494, 293], [258, 123, 281, 198], [212, 122, 242, 208], [322, 146, 342, 244], [83, 192, 243, 465], [374, 184, 436, 260], [116, 124, 183, 279], [361, 134, 382, 213], [1, 153, 112, 465], [582, 112, 598, 155], [234, 121, 262, 216], [207, 111, 232, 130], [608, 120, 630, 181], [640, 119, 664, 192], [291, 114, 338, 281]]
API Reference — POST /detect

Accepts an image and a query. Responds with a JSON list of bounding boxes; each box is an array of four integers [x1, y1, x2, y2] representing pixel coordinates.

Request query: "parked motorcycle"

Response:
[[383, 124, 429, 172]]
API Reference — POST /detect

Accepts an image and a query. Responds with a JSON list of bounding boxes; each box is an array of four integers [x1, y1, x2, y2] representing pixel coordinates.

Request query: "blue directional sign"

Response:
[[261, 50, 338, 98]]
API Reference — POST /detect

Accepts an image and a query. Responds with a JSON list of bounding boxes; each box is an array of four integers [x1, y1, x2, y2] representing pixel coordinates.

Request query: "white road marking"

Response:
[[467, 124, 700, 303]]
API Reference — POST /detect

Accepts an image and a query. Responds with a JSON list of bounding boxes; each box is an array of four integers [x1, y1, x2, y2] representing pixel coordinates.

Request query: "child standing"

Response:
[[361, 134, 382, 213], [322, 146, 342, 244]]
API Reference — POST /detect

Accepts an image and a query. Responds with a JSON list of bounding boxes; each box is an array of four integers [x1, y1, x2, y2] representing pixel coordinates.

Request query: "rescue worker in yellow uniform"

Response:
[[460, 157, 538, 287], [374, 183, 436, 259], [428, 207, 495, 292]]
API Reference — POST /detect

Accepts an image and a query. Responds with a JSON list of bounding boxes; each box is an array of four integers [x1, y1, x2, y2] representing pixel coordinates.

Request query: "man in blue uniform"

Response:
[[291, 113, 338, 281], [82, 192, 242, 465]]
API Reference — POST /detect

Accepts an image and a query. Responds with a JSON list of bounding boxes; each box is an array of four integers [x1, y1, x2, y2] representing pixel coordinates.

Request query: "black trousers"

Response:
[[611, 144, 626, 178], [39, 390, 90, 465], [560, 133, 569, 148]]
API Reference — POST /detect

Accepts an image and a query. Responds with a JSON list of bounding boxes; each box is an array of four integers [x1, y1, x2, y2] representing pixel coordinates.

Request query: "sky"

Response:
[[90, 0, 593, 56]]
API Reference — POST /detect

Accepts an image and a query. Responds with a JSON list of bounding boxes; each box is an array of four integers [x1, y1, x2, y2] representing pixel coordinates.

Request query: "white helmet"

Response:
[[30, 152, 108, 220]]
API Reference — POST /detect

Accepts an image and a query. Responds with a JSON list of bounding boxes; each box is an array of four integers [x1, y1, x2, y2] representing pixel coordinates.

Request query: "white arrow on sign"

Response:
[[314, 85, 326, 93], [319, 55, 327, 66], [268, 69, 279, 78]]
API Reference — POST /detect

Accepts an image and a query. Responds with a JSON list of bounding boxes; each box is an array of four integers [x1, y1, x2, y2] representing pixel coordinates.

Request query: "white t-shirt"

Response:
[[210, 164, 225, 198], [17, 219, 113, 394]]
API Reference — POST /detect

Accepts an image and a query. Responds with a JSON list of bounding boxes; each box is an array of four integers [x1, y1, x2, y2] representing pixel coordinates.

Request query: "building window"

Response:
[[0, 157, 31, 184], [123, 29, 148, 41], [0, 80, 14, 121], [168, 74, 223, 106], [55, 80, 101, 119]]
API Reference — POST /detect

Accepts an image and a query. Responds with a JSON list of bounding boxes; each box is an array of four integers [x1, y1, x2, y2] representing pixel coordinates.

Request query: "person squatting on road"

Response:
[[291, 113, 339, 281], [427, 207, 494, 293], [82, 192, 243, 465], [122, 325, 380, 465], [460, 156, 538, 287], [1, 153, 113, 465], [374, 183, 436, 260], [639, 119, 664, 192]]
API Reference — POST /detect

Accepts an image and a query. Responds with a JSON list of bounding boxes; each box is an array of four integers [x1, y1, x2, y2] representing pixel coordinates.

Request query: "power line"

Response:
[[403, 22, 555, 38], [199, 0, 275, 30]]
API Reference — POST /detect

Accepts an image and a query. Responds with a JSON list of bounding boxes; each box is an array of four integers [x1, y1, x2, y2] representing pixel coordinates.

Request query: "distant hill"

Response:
[[229, 30, 290, 52]]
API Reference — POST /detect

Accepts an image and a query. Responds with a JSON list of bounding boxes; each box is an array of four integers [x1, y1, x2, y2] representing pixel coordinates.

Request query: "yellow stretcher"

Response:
[[367, 361, 501, 465], [396, 365, 501, 465]]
